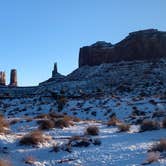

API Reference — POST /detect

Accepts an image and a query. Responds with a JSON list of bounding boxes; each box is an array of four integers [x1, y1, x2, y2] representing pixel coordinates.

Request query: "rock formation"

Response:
[[79, 29, 166, 67], [39, 63, 65, 85], [0, 71, 6, 86], [52, 62, 58, 77], [9, 69, 17, 87]]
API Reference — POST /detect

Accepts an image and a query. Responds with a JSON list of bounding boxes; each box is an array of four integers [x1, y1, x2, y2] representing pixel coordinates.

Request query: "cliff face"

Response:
[[79, 29, 166, 67]]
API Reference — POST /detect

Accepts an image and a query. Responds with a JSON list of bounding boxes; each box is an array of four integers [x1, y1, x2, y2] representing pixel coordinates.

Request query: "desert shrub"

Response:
[[48, 112, 64, 119], [34, 114, 49, 119], [142, 152, 160, 165], [151, 139, 166, 152], [86, 126, 99, 136], [20, 130, 45, 145], [72, 117, 81, 122], [51, 144, 61, 152], [0, 159, 12, 166], [117, 123, 130, 132], [162, 118, 166, 128], [54, 118, 72, 129], [24, 156, 36, 165], [107, 116, 121, 126], [38, 120, 55, 130], [69, 136, 91, 147], [140, 120, 159, 132], [0, 115, 9, 134], [57, 96, 67, 111]]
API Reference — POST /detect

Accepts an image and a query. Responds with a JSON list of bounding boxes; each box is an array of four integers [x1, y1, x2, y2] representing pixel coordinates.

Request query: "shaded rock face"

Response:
[[9, 69, 17, 87], [0, 71, 6, 86], [79, 29, 166, 67]]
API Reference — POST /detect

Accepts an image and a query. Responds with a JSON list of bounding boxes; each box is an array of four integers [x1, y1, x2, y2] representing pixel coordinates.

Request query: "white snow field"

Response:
[[0, 94, 166, 166]]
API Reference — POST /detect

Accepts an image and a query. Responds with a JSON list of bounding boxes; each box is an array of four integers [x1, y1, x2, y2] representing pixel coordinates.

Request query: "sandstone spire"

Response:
[[0, 71, 6, 86], [9, 69, 17, 87], [52, 62, 58, 77]]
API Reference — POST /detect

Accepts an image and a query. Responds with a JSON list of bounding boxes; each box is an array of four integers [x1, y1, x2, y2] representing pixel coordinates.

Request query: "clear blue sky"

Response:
[[0, 0, 165, 86]]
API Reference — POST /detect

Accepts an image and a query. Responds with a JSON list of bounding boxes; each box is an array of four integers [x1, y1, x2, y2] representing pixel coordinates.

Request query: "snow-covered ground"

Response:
[[0, 93, 165, 166], [0, 117, 166, 166]]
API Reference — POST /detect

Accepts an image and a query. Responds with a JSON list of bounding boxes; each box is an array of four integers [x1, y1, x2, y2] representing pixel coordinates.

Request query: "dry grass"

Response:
[[38, 120, 55, 130], [24, 156, 36, 165], [117, 123, 130, 132], [86, 126, 99, 136], [0, 159, 12, 166], [20, 130, 45, 146], [54, 118, 73, 129], [142, 152, 160, 165], [0, 115, 9, 134], [140, 120, 159, 132], [36, 113, 75, 129], [107, 116, 121, 126]]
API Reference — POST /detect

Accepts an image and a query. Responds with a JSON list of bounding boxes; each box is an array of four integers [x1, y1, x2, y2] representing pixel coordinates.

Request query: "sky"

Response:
[[0, 0, 165, 86]]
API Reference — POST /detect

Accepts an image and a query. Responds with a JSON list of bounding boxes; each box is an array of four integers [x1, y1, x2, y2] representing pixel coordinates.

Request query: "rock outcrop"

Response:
[[79, 29, 166, 67], [39, 63, 65, 86], [9, 69, 17, 87], [0, 71, 6, 86]]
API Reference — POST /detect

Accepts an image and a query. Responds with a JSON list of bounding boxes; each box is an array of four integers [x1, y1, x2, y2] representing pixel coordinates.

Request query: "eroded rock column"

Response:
[[9, 69, 17, 87], [0, 71, 6, 86]]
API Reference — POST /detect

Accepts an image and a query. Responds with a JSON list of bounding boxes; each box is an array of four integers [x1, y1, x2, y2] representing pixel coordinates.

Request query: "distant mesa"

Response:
[[79, 29, 166, 67]]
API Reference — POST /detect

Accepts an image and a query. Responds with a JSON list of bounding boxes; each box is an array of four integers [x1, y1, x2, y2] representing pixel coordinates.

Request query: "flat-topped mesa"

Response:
[[0, 71, 6, 86], [79, 29, 166, 67], [9, 69, 17, 87]]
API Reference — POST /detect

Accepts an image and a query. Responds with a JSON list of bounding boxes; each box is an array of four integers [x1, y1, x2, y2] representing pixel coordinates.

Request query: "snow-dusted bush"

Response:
[[86, 126, 99, 136], [24, 156, 36, 165], [19, 130, 45, 145], [54, 118, 73, 129], [0, 115, 9, 134], [38, 120, 55, 130], [142, 152, 160, 165], [151, 139, 166, 152], [117, 123, 130, 132], [140, 120, 159, 132], [107, 116, 121, 126]]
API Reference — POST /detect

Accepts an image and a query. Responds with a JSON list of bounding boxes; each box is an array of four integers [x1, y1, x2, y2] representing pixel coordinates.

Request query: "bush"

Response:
[[142, 152, 160, 165], [117, 123, 130, 132], [54, 118, 72, 129], [24, 156, 36, 165], [151, 139, 166, 152], [20, 130, 45, 146], [57, 96, 67, 111], [86, 126, 99, 136], [0, 115, 9, 134], [140, 120, 159, 132], [38, 120, 55, 130], [107, 116, 121, 126], [0, 160, 12, 166]]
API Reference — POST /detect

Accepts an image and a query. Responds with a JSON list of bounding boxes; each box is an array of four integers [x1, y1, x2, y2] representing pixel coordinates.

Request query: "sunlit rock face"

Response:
[[79, 29, 166, 67]]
